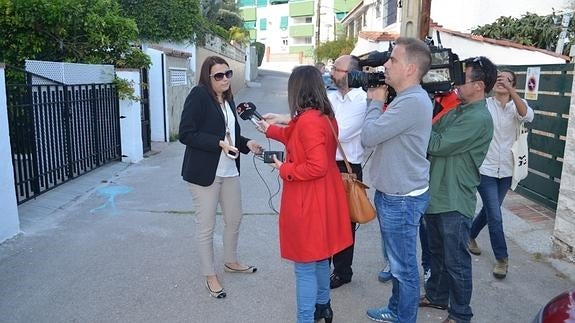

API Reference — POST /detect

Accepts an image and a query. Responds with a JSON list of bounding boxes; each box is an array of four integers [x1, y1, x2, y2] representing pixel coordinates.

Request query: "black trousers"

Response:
[[332, 160, 363, 279]]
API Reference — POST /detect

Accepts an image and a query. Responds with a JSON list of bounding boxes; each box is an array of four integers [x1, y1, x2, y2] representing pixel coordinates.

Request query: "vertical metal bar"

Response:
[[27, 73, 41, 197], [91, 84, 101, 167], [78, 85, 87, 174], [56, 87, 67, 181], [53, 85, 65, 184], [96, 85, 107, 161], [37, 87, 48, 190], [83, 86, 92, 171], [74, 86, 83, 174], [113, 85, 122, 159], [63, 85, 73, 179], [43, 85, 58, 189]]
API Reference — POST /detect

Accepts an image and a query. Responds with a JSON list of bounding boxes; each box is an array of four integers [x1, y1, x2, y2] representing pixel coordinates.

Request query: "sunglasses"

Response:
[[210, 70, 233, 81], [332, 66, 348, 73], [472, 56, 484, 69]]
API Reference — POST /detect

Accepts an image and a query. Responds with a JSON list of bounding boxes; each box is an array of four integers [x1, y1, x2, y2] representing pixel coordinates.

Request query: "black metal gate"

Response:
[[141, 68, 151, 153], [6, 68, 122, 204]]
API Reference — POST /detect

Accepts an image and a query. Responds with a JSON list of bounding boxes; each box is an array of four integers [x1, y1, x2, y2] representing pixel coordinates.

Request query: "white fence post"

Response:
[[0, 64, 21, 243], [116, 69, 143, 163]]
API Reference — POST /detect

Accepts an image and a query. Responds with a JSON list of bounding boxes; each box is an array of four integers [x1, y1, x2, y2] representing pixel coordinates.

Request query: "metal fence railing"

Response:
[[6, 69, 121, 204]]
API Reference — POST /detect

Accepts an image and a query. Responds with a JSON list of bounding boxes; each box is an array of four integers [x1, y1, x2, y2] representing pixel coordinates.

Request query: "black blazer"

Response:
[[179, 85, 250, 186]]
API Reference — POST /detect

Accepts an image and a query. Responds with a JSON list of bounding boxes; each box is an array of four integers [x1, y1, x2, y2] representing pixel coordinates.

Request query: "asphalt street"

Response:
[[0, 67, 573, 323]]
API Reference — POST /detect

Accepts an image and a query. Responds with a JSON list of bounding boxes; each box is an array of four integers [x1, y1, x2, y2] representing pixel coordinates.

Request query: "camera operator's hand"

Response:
[[367, 85, 389, 102], [262, 113, 291, 125], [247, 140, 263, 155]]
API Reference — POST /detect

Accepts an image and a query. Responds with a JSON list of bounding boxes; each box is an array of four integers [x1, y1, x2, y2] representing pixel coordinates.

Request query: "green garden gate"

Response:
[[501, 63, 572, 210]]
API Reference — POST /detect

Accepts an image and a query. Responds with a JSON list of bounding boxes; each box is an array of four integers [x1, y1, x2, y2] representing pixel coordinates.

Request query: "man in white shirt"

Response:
[[328, 55, 369, 289]]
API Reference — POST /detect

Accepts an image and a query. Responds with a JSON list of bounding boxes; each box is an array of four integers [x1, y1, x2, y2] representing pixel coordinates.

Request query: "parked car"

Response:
[[532, 288, 575, 322]]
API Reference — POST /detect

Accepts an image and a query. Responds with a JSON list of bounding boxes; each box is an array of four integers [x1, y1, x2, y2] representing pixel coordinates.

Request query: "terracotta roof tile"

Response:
[[358, 31, 399, 42]]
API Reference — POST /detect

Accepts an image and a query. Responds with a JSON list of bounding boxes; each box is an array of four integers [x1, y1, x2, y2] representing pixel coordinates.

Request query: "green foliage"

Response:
[[216, 8, 243, 31], [252, 41, 265, 66], [113, 76, 139, 101], [0, 0, 150, 69], [119, 0, 203, 43], [472, 12, 572, 54], [229, 26, 250, 45], [315, 38, 357, 62], [199, 0, 246, 44]]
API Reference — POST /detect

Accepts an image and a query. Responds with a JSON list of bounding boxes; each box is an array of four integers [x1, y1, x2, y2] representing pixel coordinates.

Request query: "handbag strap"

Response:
[[325, 115, 353, 175], [516, 121, 527, 140]]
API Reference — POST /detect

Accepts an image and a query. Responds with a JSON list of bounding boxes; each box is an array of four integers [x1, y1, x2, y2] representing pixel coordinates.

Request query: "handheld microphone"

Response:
[[236, 102, 263, 127]]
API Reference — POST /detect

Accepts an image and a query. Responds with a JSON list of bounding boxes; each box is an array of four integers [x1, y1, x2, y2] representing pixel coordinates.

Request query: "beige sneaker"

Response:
[[468, 239, 481, 255], [493, 258, 508, 279]]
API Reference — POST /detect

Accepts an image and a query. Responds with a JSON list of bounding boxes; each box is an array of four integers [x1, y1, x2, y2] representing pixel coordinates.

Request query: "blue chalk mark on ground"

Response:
[[90, 184, 133, 214]]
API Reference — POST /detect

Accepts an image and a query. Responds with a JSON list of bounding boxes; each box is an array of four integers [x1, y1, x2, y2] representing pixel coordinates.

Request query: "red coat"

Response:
[[266, 109, 353, 262]]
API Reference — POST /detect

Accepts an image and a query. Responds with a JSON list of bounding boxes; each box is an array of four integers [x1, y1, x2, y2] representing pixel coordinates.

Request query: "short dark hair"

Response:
[[287, 65, 334, 118], [464, 56, 498, 93], [198, 56, 233, 103], [394, 37, 432, 79]]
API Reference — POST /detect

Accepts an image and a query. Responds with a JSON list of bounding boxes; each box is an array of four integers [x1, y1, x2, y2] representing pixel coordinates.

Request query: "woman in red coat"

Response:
[[258, 65, 352, 323]]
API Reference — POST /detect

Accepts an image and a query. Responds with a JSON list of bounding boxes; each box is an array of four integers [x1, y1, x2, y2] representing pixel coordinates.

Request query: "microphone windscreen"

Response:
[[236, 102, 257, 120]]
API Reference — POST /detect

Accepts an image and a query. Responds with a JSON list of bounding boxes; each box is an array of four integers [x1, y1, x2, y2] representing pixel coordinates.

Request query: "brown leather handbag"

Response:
[[327, 117, 376, 224]]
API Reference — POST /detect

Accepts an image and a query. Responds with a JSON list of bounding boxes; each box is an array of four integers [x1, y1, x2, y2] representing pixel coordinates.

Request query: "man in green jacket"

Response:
[[419, 56, 497, 323]]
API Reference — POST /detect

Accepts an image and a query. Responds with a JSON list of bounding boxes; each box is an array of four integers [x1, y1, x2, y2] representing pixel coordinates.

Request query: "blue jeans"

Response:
[[470, 175, 512, 260], [425, 211, 473, 323], [294, 260, 330, 323], [374, 190, 430, 323]]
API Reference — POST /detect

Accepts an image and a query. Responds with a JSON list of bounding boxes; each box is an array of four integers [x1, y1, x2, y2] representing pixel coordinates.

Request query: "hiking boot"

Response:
[[468, 239, 481, 255], [493, 258, 508, 279]]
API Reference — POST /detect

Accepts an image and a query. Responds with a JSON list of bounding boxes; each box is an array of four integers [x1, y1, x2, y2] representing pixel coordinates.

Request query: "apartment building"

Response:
[[237, 0, 360, 60]]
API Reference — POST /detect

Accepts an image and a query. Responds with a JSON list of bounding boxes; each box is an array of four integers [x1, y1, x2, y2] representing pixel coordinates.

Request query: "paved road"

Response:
[[0, 67, 573, 323]]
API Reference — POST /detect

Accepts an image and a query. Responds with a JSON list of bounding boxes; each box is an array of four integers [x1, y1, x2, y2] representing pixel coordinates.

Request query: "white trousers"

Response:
[[189, 176, 243, 276]]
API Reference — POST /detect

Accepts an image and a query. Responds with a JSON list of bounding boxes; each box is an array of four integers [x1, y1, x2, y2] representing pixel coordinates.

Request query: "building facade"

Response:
[[237, 0, 360, 60]]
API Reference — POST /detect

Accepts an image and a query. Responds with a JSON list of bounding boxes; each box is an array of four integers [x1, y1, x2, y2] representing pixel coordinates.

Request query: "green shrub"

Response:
[[252, 41, 265, 66]]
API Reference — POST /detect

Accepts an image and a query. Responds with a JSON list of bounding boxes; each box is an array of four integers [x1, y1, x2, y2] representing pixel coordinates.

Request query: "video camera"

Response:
[[347, 35, 465, 95]]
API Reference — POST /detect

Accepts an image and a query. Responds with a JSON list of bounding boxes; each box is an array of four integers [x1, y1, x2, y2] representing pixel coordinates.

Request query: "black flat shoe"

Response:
[[205, 280, 226, 299], [224, 264, 257, 273], [330, 273, 351, 289]]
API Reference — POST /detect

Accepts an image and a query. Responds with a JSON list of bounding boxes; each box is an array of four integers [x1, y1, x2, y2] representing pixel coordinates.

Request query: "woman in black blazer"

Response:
[[179, 56, 262, 299]]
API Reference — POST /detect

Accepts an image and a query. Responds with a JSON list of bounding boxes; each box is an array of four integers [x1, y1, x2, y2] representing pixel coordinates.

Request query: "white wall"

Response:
[[0, 64, 21, 243], [431, 0, 572, 33], [436, 31, 567, 65], [146, 48, 169, 142], [116, 70, 143, 164]]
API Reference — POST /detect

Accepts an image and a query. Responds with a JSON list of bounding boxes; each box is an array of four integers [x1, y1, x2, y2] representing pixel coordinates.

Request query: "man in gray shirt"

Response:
[[361, 37, 432, 323]]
